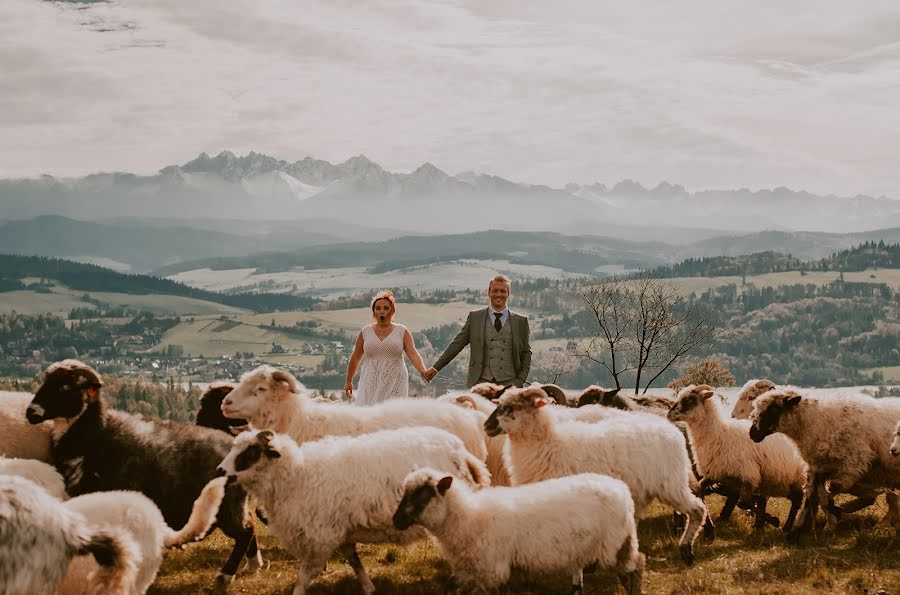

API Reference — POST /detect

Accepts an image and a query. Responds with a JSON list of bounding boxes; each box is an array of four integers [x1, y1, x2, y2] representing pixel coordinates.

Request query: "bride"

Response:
[[344, 290, 429, 406]]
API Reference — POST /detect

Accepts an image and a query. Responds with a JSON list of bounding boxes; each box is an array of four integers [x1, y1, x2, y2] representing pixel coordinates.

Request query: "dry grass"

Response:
[[149, 495, 898, 595]]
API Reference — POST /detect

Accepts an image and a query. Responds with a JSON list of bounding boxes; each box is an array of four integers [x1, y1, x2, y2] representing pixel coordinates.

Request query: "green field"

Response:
[[148, 495, 898, 594], [668, 268, 900, 295], [151, 302, 480, 359], [863, 366, 900, 384], [0, 285, 245, 318]]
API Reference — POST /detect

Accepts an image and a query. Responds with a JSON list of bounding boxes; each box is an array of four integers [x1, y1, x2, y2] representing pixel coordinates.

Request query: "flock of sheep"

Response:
[[1, 359, 899, 595]]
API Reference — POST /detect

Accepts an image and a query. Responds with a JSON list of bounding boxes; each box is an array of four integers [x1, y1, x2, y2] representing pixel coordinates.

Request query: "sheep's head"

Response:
[[484, 386, 548, 437], [667, 384, 715, 423], [393, 468, 453, 531], [469, 382, 510, 401], [748, 389, 801, 443], [535, 383, 570, 407], [221, 365, 304, 421], [890, 421, 900, 458], [197, 383, 249, 435], [27, 359, 103, 424], [217, 430, 283, 485], [576, 385, 623, 409], [731, 379, 777, 420]]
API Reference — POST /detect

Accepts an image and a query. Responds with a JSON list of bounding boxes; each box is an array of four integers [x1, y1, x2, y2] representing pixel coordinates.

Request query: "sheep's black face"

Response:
[[749, 396, 798, 443], [484, 403, 514, 437], [577, 387, 621, 408], [197, 385, 248, 432], [393, 482, 436, 530], [28, 364, 101, 424], [667, 393, 700, 422]]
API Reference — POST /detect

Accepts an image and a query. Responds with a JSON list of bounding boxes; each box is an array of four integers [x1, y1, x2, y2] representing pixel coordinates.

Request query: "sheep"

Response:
[[750, 389, 900, 536], [576, 385, 674, 415], [216, 427, 490, 595], [25, 359, 261, 592], [486, 386, 709, 565], [0, 455, 67, 500], [730, 378, 777, 420], [891, 420, 900, 457], [221, 365, 487, 461], [196, 383, 249, 436], [667, 384, 805, 532], [451, 385, 625, 487], [393, 468, 644, 595], [56, 477, 226, 595], [1, 390, 53, 461], [0, 474, 138, 595]]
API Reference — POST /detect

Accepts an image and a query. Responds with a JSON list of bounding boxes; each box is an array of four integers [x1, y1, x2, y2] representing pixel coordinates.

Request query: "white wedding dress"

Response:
[[355, 324, 409, 406]]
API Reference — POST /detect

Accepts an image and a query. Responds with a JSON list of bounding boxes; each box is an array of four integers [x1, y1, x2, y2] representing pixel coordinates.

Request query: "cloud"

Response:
[[1, 0, 899, 198]]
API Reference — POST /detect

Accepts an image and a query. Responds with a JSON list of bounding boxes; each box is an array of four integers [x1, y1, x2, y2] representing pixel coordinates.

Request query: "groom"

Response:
[[425, 274, 531, 388]]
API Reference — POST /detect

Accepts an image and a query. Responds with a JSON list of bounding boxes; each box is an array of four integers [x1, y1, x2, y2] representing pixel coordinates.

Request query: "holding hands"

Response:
[[423, 367, 438, 382]]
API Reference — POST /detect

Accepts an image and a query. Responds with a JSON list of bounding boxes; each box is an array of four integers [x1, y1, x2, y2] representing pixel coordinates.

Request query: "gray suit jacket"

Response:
[[433, 308, 532, 388]]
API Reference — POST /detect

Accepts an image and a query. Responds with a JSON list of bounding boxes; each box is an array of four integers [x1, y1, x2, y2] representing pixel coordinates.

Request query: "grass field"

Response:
[[0, 285, 245, 318], [863, 366, 900, 384], [148, 495, 898, 594], [152, 302, 479, 359]]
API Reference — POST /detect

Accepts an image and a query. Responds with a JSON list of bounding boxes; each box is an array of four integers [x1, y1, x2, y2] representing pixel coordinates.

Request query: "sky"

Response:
[[2, 0, 900, 197]]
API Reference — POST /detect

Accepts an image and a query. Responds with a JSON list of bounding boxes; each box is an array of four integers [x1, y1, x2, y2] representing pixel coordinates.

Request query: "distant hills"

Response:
[[3, 150, 900, 234], [2, 215, 900, 277]]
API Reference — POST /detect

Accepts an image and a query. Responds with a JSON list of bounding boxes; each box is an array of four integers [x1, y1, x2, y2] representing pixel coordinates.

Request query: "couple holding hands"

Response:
[[344, 275, 532, 407]]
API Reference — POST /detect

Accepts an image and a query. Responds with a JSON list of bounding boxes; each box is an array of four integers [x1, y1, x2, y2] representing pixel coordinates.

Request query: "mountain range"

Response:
[[3, 150, 900, 234]]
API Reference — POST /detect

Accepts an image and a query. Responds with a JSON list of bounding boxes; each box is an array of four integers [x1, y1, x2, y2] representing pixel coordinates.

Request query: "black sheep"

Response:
[[26, 360, 261, 591]]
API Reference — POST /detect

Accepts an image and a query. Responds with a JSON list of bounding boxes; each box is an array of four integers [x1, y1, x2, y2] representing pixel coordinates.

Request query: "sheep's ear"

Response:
[[271, 369, 299, 393], [491, 398, 500, 404], [604, 387, 620, 397], [436, 476, 453, 495], [533, 398, 546, 408], [496, 385, 511, 398], [257, 430, 275, 446], [785, 395, 802, 408], [699, 388, 715, 399]]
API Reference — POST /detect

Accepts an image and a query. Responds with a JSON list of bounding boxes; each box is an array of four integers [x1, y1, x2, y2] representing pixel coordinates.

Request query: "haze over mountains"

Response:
[[3, 150, 900, 235]]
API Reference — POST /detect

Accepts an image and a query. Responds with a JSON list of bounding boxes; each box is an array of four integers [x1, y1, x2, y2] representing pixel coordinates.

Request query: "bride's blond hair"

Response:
[[370, 290, 397, 320]]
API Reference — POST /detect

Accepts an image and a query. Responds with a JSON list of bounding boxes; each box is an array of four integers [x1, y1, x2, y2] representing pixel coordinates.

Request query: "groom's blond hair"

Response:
[[488, 274, 511, 290]]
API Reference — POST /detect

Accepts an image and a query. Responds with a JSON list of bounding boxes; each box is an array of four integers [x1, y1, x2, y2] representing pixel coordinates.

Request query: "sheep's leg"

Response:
[[570, 568, 583, 594], [339, 543, 376, 595], [661, 489, 707, 566], [783, 488, 803, 533], [752, 496, 768, 530], [244, 534, 265, 572], [718, 493, 738, 523], [789, 474, 822, 542], [291, 554, 329, 595], [615, 534, 645, 595], [880, 492, 900, 526], [215, 498, 257, 588]]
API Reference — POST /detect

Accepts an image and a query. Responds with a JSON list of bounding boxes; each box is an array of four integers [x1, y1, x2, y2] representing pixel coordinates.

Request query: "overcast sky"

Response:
[[2, 0, 900, 197]]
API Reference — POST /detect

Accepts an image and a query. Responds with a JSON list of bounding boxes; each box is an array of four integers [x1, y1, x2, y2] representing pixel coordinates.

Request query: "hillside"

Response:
[[0, 255, 317, 313]]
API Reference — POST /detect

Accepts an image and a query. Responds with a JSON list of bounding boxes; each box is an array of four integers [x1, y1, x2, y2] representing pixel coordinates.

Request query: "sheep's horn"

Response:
[[455, 395, 479, 409], [539, 384, 569, 407]]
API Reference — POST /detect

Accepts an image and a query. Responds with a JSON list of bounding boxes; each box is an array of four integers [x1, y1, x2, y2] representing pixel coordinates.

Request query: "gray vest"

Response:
[[480, 315, 516, 383]]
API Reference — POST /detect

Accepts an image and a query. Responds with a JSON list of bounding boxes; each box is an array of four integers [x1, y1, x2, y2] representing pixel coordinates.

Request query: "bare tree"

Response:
[[531, 349, 578, 385], [573, 274, 718, 394], [571, 281, 635, 389]]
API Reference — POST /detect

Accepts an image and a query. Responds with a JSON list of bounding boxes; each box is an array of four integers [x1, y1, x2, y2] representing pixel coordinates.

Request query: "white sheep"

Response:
[[221, 365, 486, 461], [393, 468, 644, 594], [486, 386, 708, 565], [730, 379, 778, 420], [0, 474, 138, 595], [0, 390, 52, 461], [667, 384, 806, 532], [449, 386, 623, 487], [56, 477, 227, 595], [216, 427, 490, 595], [0, 455, 67, 500], [750, 389, 900, 535]]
